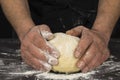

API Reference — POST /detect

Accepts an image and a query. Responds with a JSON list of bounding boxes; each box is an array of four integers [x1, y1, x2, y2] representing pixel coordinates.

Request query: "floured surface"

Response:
[[0, 39, 120, 80], [0, 55, 120, 80], [36, 71, 96, 80], [36, 55, 120, 80]]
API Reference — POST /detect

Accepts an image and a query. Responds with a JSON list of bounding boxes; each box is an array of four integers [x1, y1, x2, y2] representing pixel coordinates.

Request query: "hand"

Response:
[[20, 24, 59, 71], [66, 26, 110, 73]]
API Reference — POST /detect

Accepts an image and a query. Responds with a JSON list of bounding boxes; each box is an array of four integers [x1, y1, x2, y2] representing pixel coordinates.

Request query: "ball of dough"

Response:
[[49, 33, 80, 73]]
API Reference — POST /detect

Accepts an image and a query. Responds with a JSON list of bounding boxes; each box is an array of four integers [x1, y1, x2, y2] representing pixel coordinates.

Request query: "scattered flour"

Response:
[[35, 71, 96, 80], [9, 70, 96, 80], [9, 71, 42, 76], [7, 55, 120, 80]]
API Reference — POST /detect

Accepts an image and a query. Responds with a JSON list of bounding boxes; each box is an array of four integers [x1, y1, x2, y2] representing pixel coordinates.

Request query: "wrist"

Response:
[[15, 21, 35, 41], [92, 17, 115, 42], [18, 26, 35, 42], [91, 26, 111, 44]]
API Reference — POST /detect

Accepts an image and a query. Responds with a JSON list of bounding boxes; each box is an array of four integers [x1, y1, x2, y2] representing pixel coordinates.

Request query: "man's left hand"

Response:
[[66, 26, 110, 73]]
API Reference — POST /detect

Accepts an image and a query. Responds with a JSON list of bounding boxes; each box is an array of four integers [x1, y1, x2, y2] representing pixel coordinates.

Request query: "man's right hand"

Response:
[[20, 24, 59, 71]]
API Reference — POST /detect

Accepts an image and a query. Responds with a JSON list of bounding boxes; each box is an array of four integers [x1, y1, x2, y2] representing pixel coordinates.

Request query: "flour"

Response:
[[0, 60, 4, 65], [8, 70, 96, 80], [41, 30, 54, 40], [9, 71, 42, 76], [7, 55, 120, 80], [36, 71, 96, 80]]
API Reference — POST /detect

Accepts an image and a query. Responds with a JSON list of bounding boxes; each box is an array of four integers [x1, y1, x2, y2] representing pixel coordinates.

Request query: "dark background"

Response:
[[0, 7, 13, 38], [0, 1, 120, 39]]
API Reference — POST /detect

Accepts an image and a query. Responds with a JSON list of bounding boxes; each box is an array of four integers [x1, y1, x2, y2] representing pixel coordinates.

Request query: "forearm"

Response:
[[1, 0, 35, 41], [92, 0, 120, 41]]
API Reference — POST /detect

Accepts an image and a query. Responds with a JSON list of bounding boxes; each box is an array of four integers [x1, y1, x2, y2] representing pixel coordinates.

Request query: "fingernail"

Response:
[[46, 53, 58, 65], [77, 61, 85, 70], [48, 57, 58, 65], [47, 34, 54, 40], [82, 67, 89, 73], [41, 31, 54, 40], [75, 51, 80, 58], [52, 51, 60, 58]]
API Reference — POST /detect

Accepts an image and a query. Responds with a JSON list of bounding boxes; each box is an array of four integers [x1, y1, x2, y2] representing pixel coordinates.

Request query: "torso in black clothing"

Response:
[[29, 0, 98, 11], [28, 0, 99, 33]]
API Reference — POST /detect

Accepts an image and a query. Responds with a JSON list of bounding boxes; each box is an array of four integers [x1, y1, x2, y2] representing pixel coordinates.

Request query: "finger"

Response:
[[40, 30, 54, 41], [21, 41, 46, 61], [24, 41, 58, 65], [77, 43, 97, 71], [38, 48, 58, 66], [38, 24, 52, 32], [46, 42, 60, 59], [23, 25, 59, 61], [93, 49, 110, 69], [45, 53, 58, 66], [21, 50, 52, 71], [101, 49, 110, 63], [82, 48, 102, 73], [74, 29, 93, 58], [66, 26, 84, 36], [38, 24, 54, 40], [22, 42, 47, 61], [85, 48, 110, 72], [32, 35, 60, 58], [21, 52, 44, 71], [89, 54, 102, 71]]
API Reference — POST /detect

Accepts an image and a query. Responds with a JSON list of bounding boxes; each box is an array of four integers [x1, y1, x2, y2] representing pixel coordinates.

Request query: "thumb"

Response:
[[41, 30, 54, 40], [66, 26, 84, 37], [37, 24, 54, 40]]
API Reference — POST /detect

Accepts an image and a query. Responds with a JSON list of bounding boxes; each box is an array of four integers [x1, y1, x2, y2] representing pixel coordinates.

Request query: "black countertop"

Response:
[[0, 39, 120, 80]]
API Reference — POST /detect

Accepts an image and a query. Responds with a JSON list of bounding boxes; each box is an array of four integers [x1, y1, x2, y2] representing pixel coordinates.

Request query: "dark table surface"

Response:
[[0, 39, 120, 80]]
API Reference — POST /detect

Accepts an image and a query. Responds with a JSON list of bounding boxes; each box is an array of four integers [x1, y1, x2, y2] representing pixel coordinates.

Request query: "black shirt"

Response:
[[28, 0, 99, 32], [29, 0, 98, 11]]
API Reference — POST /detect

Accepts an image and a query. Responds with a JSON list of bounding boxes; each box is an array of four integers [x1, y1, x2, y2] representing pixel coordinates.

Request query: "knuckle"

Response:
[[29, 33, 37, 41], [102, 49, 110, 60], [75, 48, 82, 58], [76, 47, 81, 54], [77, 26, 84, 29], [71, 26, 82, 32], [34, 37, 43, 46], [66, 30, 74, 35], [82, 27, 89, 32], [30, 59, 41, 69], [74, 26, 83, 31], [89, 64, 94, 69], [81, 58, 89, 66], [34, 64, 43, 70], [106, 52, 110, 59], [46, 43, 55, 52], [21, 40, 31, 49], [29, 27, 38, 34]]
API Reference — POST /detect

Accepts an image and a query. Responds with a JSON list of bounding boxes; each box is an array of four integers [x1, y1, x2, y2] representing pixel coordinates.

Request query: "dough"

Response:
[[49, 33, 80, 73]]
